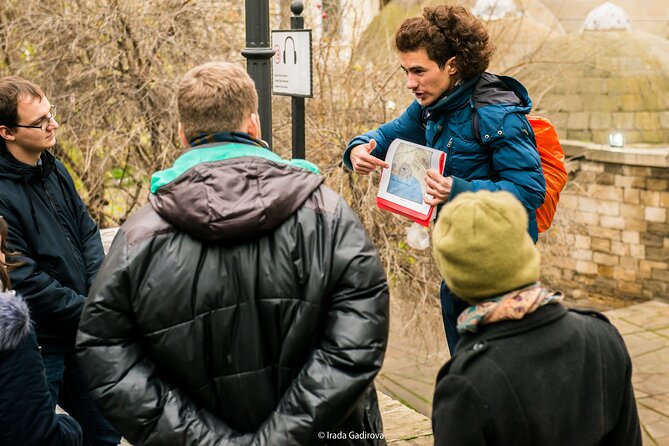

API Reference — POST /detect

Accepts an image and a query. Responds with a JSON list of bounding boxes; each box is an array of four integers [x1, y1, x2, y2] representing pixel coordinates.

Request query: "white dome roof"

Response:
[[472, 0, 518, 21], [582, 2, 631, 31]]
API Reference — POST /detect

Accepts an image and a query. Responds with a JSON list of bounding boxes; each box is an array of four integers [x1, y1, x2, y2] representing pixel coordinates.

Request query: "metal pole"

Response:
[[242, 0, 274, 148], [290, 1, 306, 159]]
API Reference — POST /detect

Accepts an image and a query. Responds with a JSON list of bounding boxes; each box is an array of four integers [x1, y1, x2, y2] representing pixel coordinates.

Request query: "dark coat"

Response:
[[77, 137, 390, 446], [432, 303, 642, 446], [0, 292, 82, 446], [0, 150, 104, 353], [344, 72, 546, 241]]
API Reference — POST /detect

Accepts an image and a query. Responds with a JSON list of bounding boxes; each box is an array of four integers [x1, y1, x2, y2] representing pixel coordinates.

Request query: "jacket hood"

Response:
[[149, 142, 323, 242], [472, 72, 532, 111], [0, 291, 31, 352], [0, 149, 56, 182]]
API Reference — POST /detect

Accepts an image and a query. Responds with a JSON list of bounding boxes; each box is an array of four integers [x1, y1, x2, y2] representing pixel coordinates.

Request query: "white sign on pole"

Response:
[[271, 29, 313, 98]]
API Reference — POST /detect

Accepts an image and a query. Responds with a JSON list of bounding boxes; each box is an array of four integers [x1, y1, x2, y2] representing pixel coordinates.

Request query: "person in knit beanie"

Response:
[[430, 190, 641, 446]]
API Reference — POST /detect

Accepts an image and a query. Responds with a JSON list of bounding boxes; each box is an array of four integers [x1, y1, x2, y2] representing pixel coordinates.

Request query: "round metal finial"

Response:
[[290, 1, 304, 16]]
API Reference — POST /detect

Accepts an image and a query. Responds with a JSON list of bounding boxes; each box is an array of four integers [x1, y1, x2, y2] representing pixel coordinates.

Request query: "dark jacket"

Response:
[[432, 303, 642, 446], [344, 72, 546, 241], [0, 150, 104, 353], [76, 136, 390, 446], [0, 292, 82, 446]]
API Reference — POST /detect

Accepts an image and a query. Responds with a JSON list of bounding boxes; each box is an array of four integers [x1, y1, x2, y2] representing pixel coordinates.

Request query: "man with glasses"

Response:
[[0, 76, 120, 446]]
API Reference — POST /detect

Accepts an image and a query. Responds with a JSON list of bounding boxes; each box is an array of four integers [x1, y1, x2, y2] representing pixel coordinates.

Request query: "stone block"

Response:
[[647, 223, 669, 237], [620, 204, 644, 219], [615, 176, 645, 189], [660, 111, 669, 129], [665, 238, 669, 249], [623, 188, 641, 204], [624, 218, 648, 232], [614, 267, 637, 282], [575, 211, 599, 226], [576, 260, 598, 275], [619, 256, 638, 270], [640, 190, 661, 207], [560, 194, 578, 210], [578, 197, 598, 213], [591, 237, 611, 252], [640, 233, 665, 247], [591, 227, 621, 241], [646, 247, 669, 262], [620, 95, 644, 111], [622, 230, 640, 245], [611, 241, 629, 256], [661, 192, 669, 207], [634, 112, 660, 130], [554, 257, 577, 270], [593, 252, 619, 266], [618, 130, 641, 144], [646, 179, 669, 191], [587, 185, 622, 201], [651, 269, 669, 282], [622, 166, 652, 177], [574, 235, 591, 249], [642, 280, 667, 295], [600, 216, 625, 230], [559, 95, 585, 112], [580, 162, 604, 173], [594, 276, 617, 291], [567, 112, 590, 130], [645, 207, 667, 223], [590, 95, 620, 111], [572, 249, 593, 260], [598, 265, 614, 278], [597, 200, 620, 216], [590, 112, 612, 130], [640, 130, 668, 144], [602, 163, 624, 175], [612, 112, 635, 130], [639, 260, 667, 272], [619, 281, 642, 295], [629, 244, 646, 258]]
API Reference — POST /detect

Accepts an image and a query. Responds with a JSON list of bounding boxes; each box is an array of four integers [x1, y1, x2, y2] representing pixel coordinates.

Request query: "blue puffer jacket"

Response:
[[344, 72, 546, 241]]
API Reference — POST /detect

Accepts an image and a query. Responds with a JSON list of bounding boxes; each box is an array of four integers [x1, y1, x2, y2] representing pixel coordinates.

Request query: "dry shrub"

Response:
[[1, 0, 442, 333]]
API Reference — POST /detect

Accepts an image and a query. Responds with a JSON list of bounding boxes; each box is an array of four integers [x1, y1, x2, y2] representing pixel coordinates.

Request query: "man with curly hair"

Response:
[[342, 5, 546, 354]]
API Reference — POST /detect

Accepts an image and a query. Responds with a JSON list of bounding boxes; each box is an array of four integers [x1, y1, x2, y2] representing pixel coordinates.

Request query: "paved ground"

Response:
[[378, 299, 669, 445]]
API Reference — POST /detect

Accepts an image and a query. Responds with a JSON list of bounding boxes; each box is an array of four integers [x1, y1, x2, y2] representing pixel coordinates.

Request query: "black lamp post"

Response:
[[242, 0, 274, 148]]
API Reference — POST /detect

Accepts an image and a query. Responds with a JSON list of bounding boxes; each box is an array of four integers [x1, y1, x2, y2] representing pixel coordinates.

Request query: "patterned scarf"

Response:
[[188, 131, 269, 149], [457, 284, 564, 334]]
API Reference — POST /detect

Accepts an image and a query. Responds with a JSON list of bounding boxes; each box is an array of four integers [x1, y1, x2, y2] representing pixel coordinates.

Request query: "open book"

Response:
[[376, 139, 446, 226]]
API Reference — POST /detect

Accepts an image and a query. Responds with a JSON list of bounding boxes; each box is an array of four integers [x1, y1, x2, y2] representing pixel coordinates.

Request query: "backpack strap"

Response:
[[471, 102, 499, 181]]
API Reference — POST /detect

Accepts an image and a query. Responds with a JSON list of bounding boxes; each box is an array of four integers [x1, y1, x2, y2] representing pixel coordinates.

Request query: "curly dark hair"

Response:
[[395, 5, 495, 81]]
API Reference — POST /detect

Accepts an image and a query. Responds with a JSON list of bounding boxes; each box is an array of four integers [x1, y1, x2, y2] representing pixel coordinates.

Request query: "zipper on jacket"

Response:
[[445, 137, 453, 175], [41, 177, 88, 289]]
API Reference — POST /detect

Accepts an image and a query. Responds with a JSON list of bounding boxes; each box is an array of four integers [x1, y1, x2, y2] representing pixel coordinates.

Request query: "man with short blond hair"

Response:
[[77, 61, 389, 445], [0, 76, 120, 446]]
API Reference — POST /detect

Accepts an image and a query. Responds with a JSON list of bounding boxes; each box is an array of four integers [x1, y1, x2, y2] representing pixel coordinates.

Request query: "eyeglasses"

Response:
[[13, 105, 58, 131]]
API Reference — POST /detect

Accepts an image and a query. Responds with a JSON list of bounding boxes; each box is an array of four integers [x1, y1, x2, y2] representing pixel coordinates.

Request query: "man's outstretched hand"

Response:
[[350, 139, 389, 175]]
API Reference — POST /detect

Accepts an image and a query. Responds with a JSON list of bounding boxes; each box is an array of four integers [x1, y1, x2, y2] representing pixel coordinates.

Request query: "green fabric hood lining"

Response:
[[150, 143, 320, 193]]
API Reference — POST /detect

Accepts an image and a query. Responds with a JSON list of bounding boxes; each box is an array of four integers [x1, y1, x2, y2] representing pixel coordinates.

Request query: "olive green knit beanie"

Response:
[[432, 190, 541, 302]]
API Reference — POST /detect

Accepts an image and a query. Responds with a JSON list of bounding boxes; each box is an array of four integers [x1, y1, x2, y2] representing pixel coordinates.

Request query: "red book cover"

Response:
[[376, 139, 446, 226]]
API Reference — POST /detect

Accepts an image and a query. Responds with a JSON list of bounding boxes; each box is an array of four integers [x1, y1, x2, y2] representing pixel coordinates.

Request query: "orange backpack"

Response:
[[473, 113, 568, 233], [527, 116, 568, 232]]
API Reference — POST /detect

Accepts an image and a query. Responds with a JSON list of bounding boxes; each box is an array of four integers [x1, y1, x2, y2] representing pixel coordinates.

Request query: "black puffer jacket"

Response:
[[0, 150, 104, 353], [0, 292, 82, 446], [76, 139, 390, 446]]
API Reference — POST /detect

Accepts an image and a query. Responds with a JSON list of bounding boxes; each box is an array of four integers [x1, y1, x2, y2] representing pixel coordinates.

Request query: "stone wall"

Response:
[[538, 142, 669, 301]]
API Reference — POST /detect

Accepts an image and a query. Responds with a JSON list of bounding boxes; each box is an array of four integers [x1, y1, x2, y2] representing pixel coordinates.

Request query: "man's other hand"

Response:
[[350, 140, 389, 175], [424, 169, 453, 206]]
